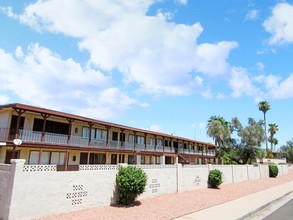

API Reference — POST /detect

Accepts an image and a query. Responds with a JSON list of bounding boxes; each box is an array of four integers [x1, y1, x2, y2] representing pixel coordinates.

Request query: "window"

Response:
[[82, 127, 107, 140], [149, 138, 155, 146], [129, 134, 135, 143], [156, 156, 160, 164], [28, 151, 39, 165], [137, 136, 144, 145], [157, 139, 162, 147], [141, 155, 145, 164], [28, 151, 65, 165], [50, 152, 66, 165], [96, 129, 107, 140], [33, 118, 69, 134], [90, 153, 106, 164], [41, 152, 50, 164], [82, 127, 90, 138], [128, 155, 135, 164]]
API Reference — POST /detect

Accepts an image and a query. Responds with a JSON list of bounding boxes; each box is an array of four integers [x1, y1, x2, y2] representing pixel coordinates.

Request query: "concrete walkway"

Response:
[[175, 180, 293, 220]]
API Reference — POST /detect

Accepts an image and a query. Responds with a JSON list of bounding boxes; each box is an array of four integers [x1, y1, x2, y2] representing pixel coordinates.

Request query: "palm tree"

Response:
[[268, 123, 279, 151], [258, 101, 271, 151], [206, 116, 230, 147]]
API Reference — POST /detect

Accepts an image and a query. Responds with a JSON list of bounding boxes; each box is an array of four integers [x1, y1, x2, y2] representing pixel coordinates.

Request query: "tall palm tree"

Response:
[[258, 101, 270, 151], [268, 123, 279, 151]]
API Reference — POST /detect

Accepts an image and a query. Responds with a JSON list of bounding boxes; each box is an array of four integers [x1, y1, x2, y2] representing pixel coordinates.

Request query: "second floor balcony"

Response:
[[0, 128, 179, 154]]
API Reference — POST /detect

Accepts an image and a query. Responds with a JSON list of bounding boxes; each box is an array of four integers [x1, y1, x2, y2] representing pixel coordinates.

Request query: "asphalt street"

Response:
[[263, 198, 293, 220]]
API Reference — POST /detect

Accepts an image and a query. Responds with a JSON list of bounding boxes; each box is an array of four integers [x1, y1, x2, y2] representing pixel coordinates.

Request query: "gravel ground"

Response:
[[38, 170, 293, 220]]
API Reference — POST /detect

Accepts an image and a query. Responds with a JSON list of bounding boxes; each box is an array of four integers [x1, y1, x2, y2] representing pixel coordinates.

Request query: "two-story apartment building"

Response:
[[0, 103, 217, 170]]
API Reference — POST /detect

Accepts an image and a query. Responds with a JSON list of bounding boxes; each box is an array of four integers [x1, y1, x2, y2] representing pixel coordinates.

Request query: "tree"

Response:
[[210, 117, 265, 165], [268, 123, 279, 151], [258, 101, 271, 151], [237, 118, 265, 164], [206, 116, 230, 147], [280, 139, 293, 163]]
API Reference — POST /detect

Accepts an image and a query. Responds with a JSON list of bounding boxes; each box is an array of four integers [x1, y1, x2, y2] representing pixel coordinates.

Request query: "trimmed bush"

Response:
[[208, 169, 223, 188], [116, 166, 147, 205], [269, 164, 279, 178]]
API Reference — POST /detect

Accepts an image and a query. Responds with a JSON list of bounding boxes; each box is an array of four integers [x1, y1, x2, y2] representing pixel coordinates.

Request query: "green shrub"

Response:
[[269, 164, 279, 178], [208, 169, 223, 188], [116, 166, 147, 205]]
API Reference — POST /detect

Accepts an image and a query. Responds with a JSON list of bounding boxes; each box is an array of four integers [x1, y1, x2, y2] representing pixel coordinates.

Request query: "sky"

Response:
[[0, 0, 293, 150]]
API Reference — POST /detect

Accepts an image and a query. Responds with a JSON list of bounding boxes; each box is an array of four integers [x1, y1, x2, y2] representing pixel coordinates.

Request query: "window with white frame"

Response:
[[28, 151, 66, 165], [128, 134, 135, 143], [82, 126, 107, 140], [96, 129, 107, 140], [156, 156, 160, 164], [141, 155, 145, 164], [28, 151, 39, 165], [149, 138, 155, 146], [50, 152, 66, 165], [157, 139, 163, 147], [82, 127, 90, 138], [137, 136, 144, 145]]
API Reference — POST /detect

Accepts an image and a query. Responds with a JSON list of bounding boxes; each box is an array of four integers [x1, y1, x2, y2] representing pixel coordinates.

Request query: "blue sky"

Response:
[[0, 0, 293, 149]]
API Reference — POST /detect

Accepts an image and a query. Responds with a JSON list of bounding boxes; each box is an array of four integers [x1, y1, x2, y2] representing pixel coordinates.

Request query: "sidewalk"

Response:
[[175, 180, 293, 220]]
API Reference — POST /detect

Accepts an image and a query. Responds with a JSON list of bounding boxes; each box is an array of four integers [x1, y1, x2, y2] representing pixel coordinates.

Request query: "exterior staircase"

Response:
[[178, 154, 190, 164]]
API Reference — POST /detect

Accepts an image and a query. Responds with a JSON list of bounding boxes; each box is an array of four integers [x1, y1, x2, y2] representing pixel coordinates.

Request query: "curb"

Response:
[[236, 191, 293, 220]]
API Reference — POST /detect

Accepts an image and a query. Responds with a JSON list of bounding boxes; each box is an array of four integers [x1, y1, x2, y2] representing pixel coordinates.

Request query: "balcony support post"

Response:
[[87, 150, 90, 164], [105, 126, 111, 149], [66, 118, 74, 144], [65, 149, 69, 171], [38, 148, 43, 164], [133, 131, 137, 150], [144, 133, 147, 151], [154, 135, 157, 152], [41, 113, 50, 143], [88, 122, 94, 146], [13, 108, 25, 139], [120, 128, 125, 149]]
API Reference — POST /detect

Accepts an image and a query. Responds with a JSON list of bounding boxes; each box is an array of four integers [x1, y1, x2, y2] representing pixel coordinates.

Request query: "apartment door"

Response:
[[5, 150, 20, 164], [80, 153, 88, 164], [9, 115, 25, 139], [111, 154, 117, 164], [112, 132, 118, 141]]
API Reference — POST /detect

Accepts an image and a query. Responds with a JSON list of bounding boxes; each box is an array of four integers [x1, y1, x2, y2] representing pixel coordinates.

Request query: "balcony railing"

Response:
[[0, 127, 215, 156]]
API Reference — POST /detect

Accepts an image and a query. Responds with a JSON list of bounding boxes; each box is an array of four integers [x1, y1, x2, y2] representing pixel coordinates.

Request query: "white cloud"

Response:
[[256, 62, 265, 71], [199, 122, 206, 129], [263, 2, 293, 44], [15, 46, 24, 59], [195, 41, 238, 76], [148, 124, 161, 132], [255, 74, 293, 99], [245, 9, 259, 21], [0, 94, 9, 104], [0, 44, 138, 119], [216, 93, 225, 100], [176, 0, 188, 5], [229, 67, 258, 98], [8, 0, 237, 97]]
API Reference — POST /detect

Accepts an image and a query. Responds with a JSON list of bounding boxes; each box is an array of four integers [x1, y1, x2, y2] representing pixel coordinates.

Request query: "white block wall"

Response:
[[0, 160, 289, 220], [137, 165, 177, 199], [247, 165, 261, 180], [180, 165, 209, 191], [212, 165, 233, 184], [0, 164, 11, 217], [232, 165, 249, 183]]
